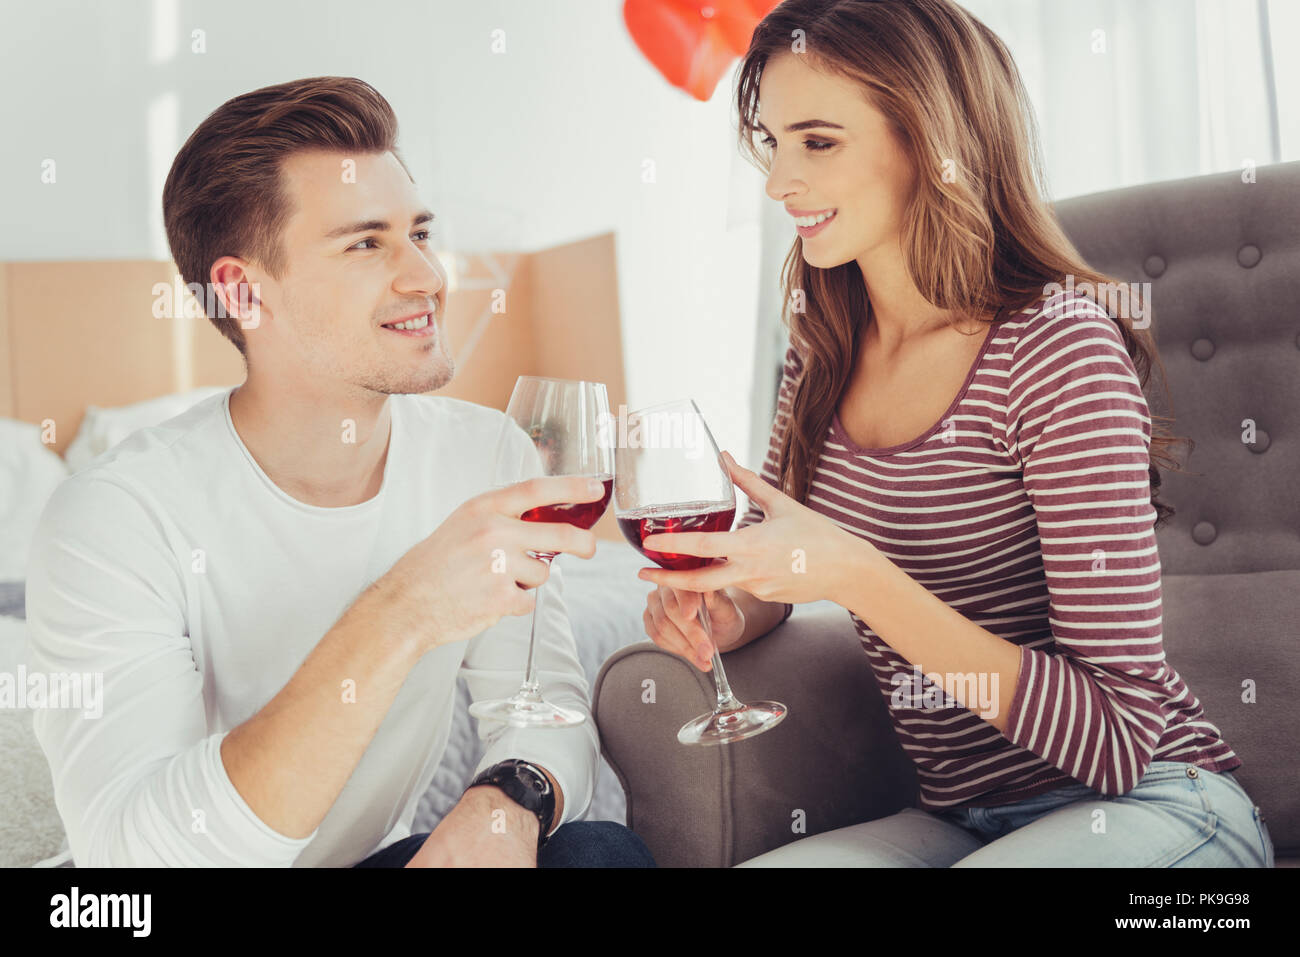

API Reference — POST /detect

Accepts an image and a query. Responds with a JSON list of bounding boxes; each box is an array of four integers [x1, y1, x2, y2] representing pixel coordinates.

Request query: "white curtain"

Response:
[[959, 0, 1292, 198]]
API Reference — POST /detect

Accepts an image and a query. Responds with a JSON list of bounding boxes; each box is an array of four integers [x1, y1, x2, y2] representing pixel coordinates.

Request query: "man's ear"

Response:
[[210, 256, 269, 333]]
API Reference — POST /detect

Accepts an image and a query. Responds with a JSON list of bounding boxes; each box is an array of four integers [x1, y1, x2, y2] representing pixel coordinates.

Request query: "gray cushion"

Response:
[[1158, 570, 1300, 855]]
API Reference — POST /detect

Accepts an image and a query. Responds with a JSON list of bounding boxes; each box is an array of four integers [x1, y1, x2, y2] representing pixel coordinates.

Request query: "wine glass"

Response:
[[467, 376, 614, 728], [614, 399, 788, 745]]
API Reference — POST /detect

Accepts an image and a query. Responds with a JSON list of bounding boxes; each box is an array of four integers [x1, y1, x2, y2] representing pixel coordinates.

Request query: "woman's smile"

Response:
[[793, 207, 837, 238]]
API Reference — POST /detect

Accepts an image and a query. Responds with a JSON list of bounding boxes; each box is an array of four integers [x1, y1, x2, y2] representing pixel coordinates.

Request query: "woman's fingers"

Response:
[[662, 586, 698, 625], [643, 606, 697, 665], [646, 592, 711, 670], [661, 587, 711, 656]]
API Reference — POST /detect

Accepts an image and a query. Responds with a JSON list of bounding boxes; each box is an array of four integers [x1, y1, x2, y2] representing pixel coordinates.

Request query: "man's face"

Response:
[[249, 149, 454, 395]]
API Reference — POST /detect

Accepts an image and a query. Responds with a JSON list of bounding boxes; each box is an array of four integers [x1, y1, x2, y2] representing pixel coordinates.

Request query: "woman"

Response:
[[636, 0, 1274, 867]]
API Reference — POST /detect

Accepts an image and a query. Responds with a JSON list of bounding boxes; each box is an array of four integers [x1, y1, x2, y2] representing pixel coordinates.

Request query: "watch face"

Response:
[[476, 762, 555, 842], [516, 764, 549, 795]]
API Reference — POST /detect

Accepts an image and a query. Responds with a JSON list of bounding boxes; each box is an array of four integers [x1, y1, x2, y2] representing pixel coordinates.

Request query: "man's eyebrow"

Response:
[[755, 119, 845, 134], [324, 210, 436, 240]]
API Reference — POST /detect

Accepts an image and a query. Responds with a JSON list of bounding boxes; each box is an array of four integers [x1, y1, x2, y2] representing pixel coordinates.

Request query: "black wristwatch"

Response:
[[467, 760, 557, 848]]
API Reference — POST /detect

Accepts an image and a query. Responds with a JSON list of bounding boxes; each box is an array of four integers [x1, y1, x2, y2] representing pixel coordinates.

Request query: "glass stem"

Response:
[[697, 591, 742, 712], [516, 561, 550, 703]]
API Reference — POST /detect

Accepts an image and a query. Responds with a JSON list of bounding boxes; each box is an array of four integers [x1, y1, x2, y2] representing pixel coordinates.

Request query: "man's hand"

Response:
[[383, 475, 602, 656], [404, 786, 540, 868]]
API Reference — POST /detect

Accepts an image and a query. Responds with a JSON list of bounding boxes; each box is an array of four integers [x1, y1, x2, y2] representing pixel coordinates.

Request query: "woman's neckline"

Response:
[[830, 318, 998, 457]]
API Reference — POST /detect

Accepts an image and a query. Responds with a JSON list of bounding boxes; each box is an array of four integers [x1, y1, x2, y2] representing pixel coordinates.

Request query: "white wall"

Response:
[[0, 0, 765, 464]]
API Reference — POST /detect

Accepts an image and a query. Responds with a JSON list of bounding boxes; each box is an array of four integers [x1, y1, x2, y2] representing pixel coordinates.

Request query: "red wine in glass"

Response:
[[617, 501, 736, 571], [523, 474, 613, 561]]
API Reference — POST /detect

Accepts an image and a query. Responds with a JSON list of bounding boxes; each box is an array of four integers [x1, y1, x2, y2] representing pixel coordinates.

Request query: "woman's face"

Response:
[[758, 53, 916, 270]]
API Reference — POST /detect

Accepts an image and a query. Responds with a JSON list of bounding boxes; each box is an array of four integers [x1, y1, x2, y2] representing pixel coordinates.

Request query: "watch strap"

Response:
[[467, 760, 557, 847]]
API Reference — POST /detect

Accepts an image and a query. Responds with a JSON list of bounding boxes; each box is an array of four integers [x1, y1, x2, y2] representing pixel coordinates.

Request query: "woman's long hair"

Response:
[[735, 0, 1186, 528]]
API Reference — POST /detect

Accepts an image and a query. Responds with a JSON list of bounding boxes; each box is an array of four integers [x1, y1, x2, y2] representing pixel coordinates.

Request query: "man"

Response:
[[27, 76, 653, 867]]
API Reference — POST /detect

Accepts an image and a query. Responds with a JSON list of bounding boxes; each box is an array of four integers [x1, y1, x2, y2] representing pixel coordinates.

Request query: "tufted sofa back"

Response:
[[1052, 160, 1300, 576]]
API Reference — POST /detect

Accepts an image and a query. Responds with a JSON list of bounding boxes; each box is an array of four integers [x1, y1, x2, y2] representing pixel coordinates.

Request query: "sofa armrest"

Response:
[[593, 600, 918, 867]]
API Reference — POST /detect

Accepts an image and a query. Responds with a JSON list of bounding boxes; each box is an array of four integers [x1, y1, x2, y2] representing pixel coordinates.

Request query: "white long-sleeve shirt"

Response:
[[26, 387, 598, 867]]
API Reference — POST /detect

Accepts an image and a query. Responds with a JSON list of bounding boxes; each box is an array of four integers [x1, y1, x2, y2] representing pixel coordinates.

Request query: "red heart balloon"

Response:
[[714, 0, 780, 55], [623, 0, 779, 101]]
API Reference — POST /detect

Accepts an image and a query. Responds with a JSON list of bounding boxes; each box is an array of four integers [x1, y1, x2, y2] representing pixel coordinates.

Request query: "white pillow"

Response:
[[0, 419, 70, 580], [63, 387, 231, 474]]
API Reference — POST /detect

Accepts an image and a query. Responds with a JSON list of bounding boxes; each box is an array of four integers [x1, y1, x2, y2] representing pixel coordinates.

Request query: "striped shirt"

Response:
[[738, 290, 1241, 810]]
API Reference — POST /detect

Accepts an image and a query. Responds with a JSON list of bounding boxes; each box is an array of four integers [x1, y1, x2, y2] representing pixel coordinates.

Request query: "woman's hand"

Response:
[[642, 586, 744, 672], [636, 450, 869, 607]]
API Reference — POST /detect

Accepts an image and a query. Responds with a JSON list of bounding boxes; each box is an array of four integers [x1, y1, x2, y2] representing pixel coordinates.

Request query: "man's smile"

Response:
[[380, 311, 436, 337]]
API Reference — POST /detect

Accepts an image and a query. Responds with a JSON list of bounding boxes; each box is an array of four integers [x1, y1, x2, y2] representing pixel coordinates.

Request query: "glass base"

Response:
[[468, 695, 587, 729], [677, 700, 788, 746]]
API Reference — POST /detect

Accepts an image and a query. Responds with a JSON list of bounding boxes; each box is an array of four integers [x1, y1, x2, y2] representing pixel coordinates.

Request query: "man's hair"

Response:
[[162, 76, 409, 358]]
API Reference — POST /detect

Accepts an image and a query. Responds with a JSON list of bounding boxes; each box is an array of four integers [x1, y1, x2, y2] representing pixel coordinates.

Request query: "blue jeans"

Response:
[[735, 762, 1274, 867], [352, 820, 656, 867]]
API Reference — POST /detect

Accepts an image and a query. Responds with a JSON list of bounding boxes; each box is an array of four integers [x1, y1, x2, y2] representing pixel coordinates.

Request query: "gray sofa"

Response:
[[594, 159, 1300, 867]]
